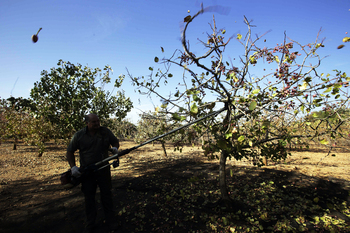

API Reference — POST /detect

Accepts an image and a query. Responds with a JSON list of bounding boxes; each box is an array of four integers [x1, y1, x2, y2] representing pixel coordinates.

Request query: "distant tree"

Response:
[[135, 109, 205, 155], [30, 60, 133, 141], [0, 98, 31, 150], [101, 118, 137, 139], [0, 97, 57, 156], [130, 8, 350, 205], [135, 110, 177, 156], [302, 105, 350, 151], [6, 97, 36, 112], [23, 114, 58, 157]]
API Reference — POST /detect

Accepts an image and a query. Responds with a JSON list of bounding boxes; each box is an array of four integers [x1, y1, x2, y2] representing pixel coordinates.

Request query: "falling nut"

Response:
[[31, 27, 42, 43], [31, 34, 38, 43]]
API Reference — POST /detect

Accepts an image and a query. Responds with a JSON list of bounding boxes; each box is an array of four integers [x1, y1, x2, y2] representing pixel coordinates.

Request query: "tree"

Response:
[[130, 7, 350, 205], [23, 114, 57, 157], [101, 118, 137, 139], [302, 106, 350, 152], [6, 97, 37, 112], [135, 110, 185, 156], [0, 97, 58, 156], [30, 60, 133, 141], [0, 98, 32, 150]]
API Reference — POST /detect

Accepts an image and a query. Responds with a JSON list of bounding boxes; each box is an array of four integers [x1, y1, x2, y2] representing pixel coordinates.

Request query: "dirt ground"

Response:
[[1, 139, 350, 233]]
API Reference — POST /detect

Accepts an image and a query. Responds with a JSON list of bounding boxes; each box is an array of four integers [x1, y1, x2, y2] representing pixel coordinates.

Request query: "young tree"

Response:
[[135, 110, 185, 156], [30, 60, 133, 141], [130, 7, 350, 205], [23, 114, 57, 157]]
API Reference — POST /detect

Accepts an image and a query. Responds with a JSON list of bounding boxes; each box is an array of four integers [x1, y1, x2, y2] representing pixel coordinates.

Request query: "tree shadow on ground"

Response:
[[1, 157, 350, 233], [112, 160, 350, 232]]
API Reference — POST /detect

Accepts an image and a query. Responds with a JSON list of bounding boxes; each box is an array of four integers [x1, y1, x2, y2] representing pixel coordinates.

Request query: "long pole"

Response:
[[93, 107, 226, 171]]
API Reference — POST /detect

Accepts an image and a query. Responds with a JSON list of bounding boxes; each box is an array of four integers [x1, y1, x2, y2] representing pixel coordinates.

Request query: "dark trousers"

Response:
[[81, 166, 115, 228]]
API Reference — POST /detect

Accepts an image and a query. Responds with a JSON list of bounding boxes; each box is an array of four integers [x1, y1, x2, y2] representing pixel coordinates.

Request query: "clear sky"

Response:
[[1, 0, 349, 123]]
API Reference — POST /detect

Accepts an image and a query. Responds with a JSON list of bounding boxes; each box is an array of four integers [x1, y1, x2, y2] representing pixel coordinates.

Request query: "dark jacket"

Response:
[[67, 126, 119, 168]]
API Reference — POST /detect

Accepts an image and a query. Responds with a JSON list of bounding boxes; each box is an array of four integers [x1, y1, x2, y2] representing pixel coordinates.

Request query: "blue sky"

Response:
[[1, 0, 349, 123]]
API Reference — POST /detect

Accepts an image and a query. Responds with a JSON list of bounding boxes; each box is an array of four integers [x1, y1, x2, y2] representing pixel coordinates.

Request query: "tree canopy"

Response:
[[130, 9, 350, 203], [30, 59, 133, 140]]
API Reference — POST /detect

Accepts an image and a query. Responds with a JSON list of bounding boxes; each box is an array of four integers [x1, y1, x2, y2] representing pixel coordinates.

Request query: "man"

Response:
[[66, 113, 119, 232]]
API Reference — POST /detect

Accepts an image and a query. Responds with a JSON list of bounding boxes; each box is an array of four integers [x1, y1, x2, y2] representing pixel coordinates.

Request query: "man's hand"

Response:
[[111, 147, 118, 155], [71, 166, 82, 177]]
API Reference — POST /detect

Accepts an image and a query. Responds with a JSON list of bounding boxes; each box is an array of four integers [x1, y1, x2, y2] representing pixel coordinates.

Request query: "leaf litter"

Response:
[[1, 140, 350, 232]]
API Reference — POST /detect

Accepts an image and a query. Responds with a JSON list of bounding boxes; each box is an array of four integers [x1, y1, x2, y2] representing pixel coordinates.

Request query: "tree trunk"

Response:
[[263, 156, 268, 166], [13, 138, 18, 150], [218, 104, 233, 204], [161, 141, 167, 156], [219, 150, 231, 202]]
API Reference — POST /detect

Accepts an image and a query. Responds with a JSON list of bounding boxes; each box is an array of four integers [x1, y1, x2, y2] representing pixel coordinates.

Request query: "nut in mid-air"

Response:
[[31, 27, 42, 43]]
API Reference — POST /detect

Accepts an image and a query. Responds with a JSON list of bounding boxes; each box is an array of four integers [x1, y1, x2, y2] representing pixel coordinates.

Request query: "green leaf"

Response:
[[252, 89, 260, 95], [320, 139, 329, 145], [190, 103, 198, 115], [217, 139, 228, 149], [225, 133, 232, 139], [172, 113, 181, 121], [305, 76, 312, 83], [192, 94, 200, 101], [154, 57, 159, 63], [230, 72, 238, 82], [300, 82, 308, 91], [208, 102, 215, 109], [237, 135, 245, 142], [222, 217, 229, 225], [249, 56, 257, 64], [274, 56, 280, 63], [315, 43, 324, 48], [324, 86, 332, 93], [249, 101, 257, 111]]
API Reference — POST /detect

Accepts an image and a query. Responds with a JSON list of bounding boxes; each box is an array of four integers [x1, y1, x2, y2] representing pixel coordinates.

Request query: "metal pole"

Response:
[[91, 107, 226, 171]]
